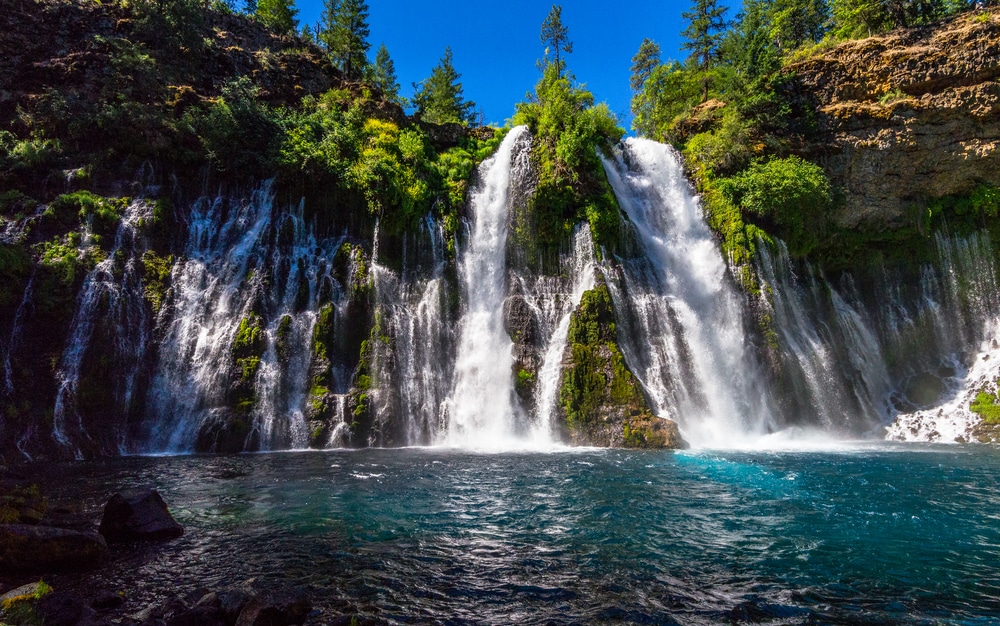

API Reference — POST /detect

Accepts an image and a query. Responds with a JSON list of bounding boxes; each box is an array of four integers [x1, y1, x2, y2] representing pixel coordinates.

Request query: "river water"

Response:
[[19, 444, 1000, 624]]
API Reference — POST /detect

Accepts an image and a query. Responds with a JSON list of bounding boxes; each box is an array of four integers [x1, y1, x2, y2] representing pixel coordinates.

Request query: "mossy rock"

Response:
[[559, 280, 685, 449]]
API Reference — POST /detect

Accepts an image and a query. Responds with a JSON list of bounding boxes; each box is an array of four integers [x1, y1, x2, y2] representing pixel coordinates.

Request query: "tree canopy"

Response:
[[540, 5, 574, 79], [411, 48, 476, 125], [320, 0, 371, 80], [255, 0, 298, 35]]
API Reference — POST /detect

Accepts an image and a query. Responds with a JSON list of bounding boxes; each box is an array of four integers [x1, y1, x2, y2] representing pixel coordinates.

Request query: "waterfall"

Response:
[[443, 125, 532, 447], [884, 232, 1000, 441], [369, 216, 454, 446], [145, 184, 345, 452], [2, 270, 35, 397], [52, 200, 152, 457], [601, 138, 775, 447], [523, 224, 597, 442]]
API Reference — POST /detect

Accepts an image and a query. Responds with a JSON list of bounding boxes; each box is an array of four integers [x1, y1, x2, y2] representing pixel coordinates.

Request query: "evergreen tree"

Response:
[[768, 0, 828, 50], [255, 0, 298, 35], [320, 0, 371, 80], [540, 5, 574, 79], [681, 0, 728, 100], [366, 43, 404, 105], [411, 47, 476, 125], [243, 0, 257, 14], [630, 38, 662, 92]]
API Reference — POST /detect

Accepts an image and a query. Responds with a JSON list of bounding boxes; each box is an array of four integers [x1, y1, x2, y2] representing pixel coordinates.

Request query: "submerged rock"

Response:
[[234, 586, 312, 626], [0, 523, 106, 572], [98, 489, 183, 543]]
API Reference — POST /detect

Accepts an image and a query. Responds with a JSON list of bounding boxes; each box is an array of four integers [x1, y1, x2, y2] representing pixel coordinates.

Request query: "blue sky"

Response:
[[293, 0, 738, 129]]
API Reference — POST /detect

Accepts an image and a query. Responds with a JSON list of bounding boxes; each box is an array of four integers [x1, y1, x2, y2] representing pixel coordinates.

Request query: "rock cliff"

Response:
[[789, 9, 1000, 228]]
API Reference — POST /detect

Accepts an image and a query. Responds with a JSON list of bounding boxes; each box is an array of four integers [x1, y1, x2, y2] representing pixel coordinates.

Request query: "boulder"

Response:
[[36, 591, 94, 626], [234, 586, 312, 626], [0, 523, 106, 572], [98, 489, 183, 543]]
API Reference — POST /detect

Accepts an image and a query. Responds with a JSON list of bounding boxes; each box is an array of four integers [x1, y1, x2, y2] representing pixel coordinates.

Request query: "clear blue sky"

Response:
[[294, 0, 737, 129]]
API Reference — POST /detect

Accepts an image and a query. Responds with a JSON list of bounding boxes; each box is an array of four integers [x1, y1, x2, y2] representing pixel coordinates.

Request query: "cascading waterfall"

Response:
[[601, 138, 775, 446], [756, 242, 893, 434], [145, 184, 346, 452], [2, 270, 35, 397], [52, 200, 152, 456], [145, 188, 274, 451], [443, 125, 532, 447], [521, 224, 597, 442], [756, 230, 1000, 441], [369, 215, 455, 446]]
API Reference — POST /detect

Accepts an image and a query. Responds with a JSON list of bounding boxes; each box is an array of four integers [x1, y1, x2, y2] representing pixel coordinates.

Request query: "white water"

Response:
[[885, 233, 1000, 441], [52, 200, 152, 457], [443, 126, 532, 448], [2, 270, 35, 397], [146, 185, 345, 452], [526, 224, 597, 442], [601, 138, 775, 447]]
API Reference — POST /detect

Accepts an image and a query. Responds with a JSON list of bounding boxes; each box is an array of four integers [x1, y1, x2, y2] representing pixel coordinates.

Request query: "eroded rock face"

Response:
[[788, 10, 1000, 227]]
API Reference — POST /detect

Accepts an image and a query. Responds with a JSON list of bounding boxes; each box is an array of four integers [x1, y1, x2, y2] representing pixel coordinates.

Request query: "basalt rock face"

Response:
[[788, 9, 1000, 228]]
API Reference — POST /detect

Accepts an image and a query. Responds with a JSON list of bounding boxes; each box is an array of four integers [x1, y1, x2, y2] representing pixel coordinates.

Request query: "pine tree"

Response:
[[320, 0, 371, 80], [630, 38, 661, 92], [411, 48, 476, 125], [540, 5, 573, 79], [768, 0, 828, 51], [255, 0, 298, 35], [366, 43, 404, 105], [681, 0, 728, 101]]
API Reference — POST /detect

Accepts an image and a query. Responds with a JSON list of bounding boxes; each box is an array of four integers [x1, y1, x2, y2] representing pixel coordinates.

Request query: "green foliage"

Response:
[[366, 43, 404, 105], [50, 191, 128, 238], [540, 5, 574, 79], [412, 48, 476, 125], [0, 131, 61, 172], [971, 388, 1000, 424], [190, 77, 282, 174], [720, 155, 833, 256], [35, 236, 91, 287], [513, 62, 624, 258], [630, 38, 662, 93], [631, 61, 702, 140], [255, 0, 299, 34], [682, 0, 729, 99], [320, 0, 371, 79]]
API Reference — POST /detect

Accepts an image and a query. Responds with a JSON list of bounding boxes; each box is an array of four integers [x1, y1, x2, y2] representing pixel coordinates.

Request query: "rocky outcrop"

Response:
[[788, 9, 1000, 227], [558, 281, 685, 449]]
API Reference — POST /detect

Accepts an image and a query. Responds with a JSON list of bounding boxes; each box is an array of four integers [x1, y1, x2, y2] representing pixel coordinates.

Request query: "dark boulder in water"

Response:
[[0, 523, 106, 572], [98, 489, 183, 543]]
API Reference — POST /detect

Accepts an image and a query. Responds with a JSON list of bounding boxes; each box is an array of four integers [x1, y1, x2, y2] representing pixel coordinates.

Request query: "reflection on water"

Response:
[[20, 445, 1000, 624]]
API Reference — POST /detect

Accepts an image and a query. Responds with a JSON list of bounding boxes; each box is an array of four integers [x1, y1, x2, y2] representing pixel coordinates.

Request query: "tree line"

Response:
[[631, 0, 995, 138]]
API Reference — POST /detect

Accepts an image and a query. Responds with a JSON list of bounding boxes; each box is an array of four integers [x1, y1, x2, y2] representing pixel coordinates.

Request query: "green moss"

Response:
[[275, 314, 293, 362], [49, 191, 129, 237], [971, 389, 1000, 425], [233, 313, 266, 359], [140, 250, 173, 313]]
